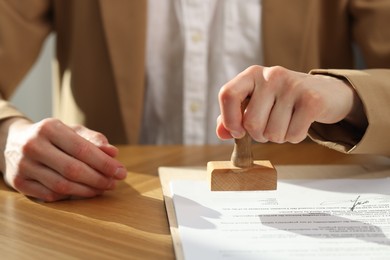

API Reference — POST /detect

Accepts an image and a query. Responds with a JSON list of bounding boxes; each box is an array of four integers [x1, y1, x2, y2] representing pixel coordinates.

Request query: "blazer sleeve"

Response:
[[0, 0, 52, 121], [309, 69, 390, 156], [307, 1, 390, 156]]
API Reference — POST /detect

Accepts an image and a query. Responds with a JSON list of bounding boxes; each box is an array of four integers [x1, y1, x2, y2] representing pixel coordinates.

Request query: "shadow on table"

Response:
[[36, 179, 169, 236]]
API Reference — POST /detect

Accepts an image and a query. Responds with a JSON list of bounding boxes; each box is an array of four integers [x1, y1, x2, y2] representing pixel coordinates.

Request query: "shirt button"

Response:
[[190, 102, 200, 113], [191, 31, 203, 43]]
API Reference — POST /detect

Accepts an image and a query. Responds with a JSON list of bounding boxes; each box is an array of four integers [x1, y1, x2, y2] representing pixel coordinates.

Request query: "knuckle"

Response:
[[219, 66, 263, 101], [244, 119, 268, 143], [101, 160, 115, 177], [34, 118, 61, 137], [42, 193, 59, 202], [12, 175, 27, 190], [93, 132, 106, 142], [298, 90, 324, 118], [52, 179, 71, 194], [73, 142, 91, 159], [262, 66, 294, 94], [219, 83, 237, 104], [62, 162, 82, 180], [300, 90, 322, 109], [258, 66, 287, 94], [21, 138, 40, 156], [71, 125, 83, 132], [222, 116, 236, 130], [245, 65, 263, 75], [88, 132, 108, 146], [243, 118, 258, 133], [264, 66, 287, 82]]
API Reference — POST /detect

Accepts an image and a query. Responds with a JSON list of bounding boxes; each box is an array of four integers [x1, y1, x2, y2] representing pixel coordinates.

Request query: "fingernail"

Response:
[[231, 131, 245, 139], [114, 167, 127, 179]]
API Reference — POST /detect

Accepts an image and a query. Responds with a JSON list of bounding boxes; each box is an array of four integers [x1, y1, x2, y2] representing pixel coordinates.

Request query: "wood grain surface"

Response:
[[1, 142, 389, 259]]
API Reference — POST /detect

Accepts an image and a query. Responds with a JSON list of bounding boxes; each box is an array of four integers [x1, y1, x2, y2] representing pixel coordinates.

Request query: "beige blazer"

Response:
[[1, 0, 390, 155]]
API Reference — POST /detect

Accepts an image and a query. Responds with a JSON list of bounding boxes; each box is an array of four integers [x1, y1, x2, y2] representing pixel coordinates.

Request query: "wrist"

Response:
[[0, 117, 32, 174], [343, 81, 368, 132]]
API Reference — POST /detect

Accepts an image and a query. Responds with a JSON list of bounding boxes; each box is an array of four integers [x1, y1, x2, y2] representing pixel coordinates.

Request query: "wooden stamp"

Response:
[[207, 99, 277, 191]]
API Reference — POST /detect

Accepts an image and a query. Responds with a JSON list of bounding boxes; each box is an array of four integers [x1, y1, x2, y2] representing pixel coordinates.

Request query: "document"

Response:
[[169, 177, 390, 260]]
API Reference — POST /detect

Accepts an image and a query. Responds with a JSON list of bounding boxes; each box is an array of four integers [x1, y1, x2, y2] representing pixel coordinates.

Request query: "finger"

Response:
[[218, 67, 263, 138], [243, 86, 275, 143], [216, 115, 234, 139], [73, 125, 119, 157], [28, 140, 117, 190], [14, 178, 69, 202], [262, 97, 294, 143], [47, 122, 126, 180], [285, 104, 316, 144], [72, 125, 109, 146], [22, 157, 111, 197], [99, 144, 119, 158], [32, 165, 107, 198], [219, 86, 247, 139]]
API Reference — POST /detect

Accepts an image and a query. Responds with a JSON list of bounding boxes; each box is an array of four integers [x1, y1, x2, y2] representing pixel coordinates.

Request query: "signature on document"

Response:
[[350, 195, 369, 211], [320, 195, 371, 211]]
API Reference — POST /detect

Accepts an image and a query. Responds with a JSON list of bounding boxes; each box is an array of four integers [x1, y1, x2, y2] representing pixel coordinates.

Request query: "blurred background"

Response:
[[10, 34, 365, 124], [10, 34, 54, 122]]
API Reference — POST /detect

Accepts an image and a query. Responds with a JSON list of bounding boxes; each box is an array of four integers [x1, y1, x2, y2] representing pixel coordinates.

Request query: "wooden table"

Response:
[[1, 142, 390, 259]]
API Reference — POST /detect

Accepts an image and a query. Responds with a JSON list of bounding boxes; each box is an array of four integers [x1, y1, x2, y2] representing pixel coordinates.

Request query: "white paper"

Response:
[[171, 178, 390, 260]]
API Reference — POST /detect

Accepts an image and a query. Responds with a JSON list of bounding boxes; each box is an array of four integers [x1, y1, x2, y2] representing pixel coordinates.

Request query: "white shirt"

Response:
[[141, 0, 262, 145]]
